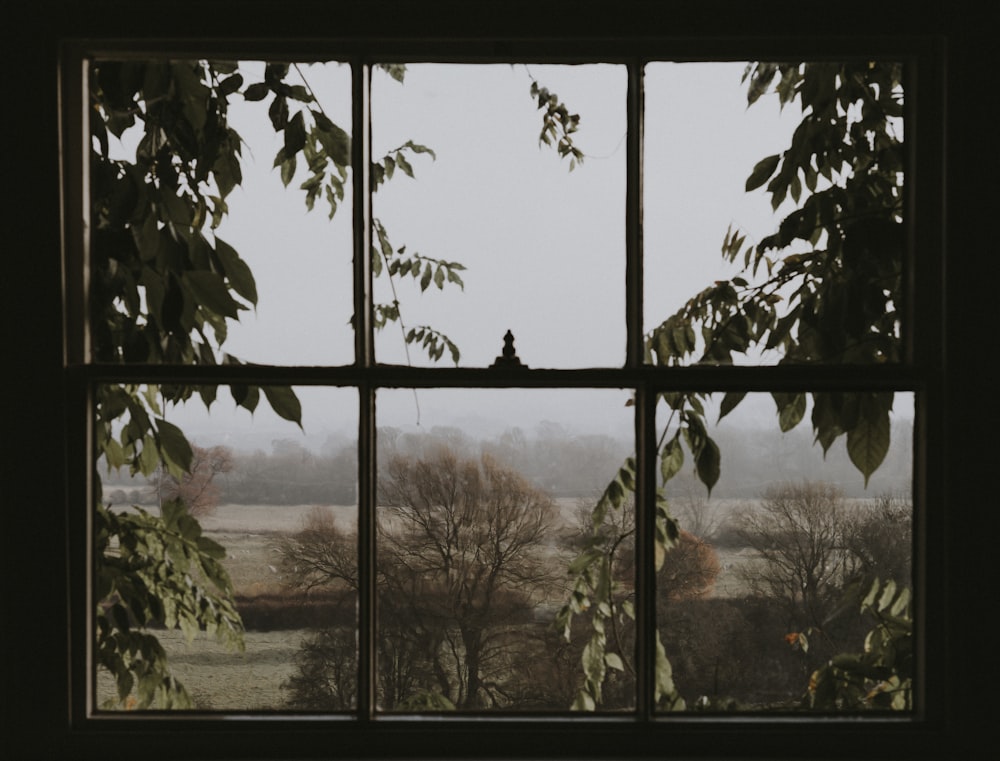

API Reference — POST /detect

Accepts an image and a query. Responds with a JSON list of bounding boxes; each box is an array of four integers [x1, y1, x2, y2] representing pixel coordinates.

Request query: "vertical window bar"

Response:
[[353, 61, 374, 368], [352, 59, 376, 719], [628, 59, 655, 719], [625, 60, 645, 369], [634, 382, 657, 719]]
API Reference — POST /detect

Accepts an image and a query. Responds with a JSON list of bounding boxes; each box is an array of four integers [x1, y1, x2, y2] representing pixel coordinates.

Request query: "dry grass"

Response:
[[96, 629, 310, 711]]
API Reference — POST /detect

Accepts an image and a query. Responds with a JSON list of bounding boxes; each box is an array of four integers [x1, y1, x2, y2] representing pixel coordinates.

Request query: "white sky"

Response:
[[217, 61, 798, 370], [115, 60, 910, 459]]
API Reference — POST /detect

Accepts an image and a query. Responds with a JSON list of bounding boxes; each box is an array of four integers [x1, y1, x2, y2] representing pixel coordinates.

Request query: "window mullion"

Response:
[[634, 382, 657, 720], [627, 58, 656, 720], [353, 59, 377, 720], [626, 59, 645, 369], [353, 60, 374, 368]]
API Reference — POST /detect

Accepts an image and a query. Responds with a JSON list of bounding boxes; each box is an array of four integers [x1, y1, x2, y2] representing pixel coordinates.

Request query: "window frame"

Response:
[[41, 5, 966, 760]]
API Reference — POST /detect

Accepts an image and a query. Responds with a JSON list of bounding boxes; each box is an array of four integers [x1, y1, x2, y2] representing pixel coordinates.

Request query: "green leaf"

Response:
[[718, 391, 747, 422], [243, 82, 269, 101], [571, 690, 596, 712], [261, 385, 303, 427], [214, 238, 258, 305], [695, 436, 720, 495], [316, 119, 351, 167], [155, 418, 193, 476], [877, 579, 898, 612], [396, 152, 414, 178], [284, 111, 306, 155], [181, 271, 242, 320], [280, 155, 297, 187], [660, 438, 684, 484], [230, 383, 259, 413], [846, 404, 890, 486], [604, 652, 625, 671], [774, 391, 807, 432], [746, 154, 781, 192], [404, 140, 436, 159]]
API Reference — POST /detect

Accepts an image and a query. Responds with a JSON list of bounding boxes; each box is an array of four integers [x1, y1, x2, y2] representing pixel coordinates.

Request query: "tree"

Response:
[[278, 450, 567, 710], [840, 492, 912, 586], [148, 444, 233, 517], [562, 60, 906, 710], [731, 481, 913, 704], [89, 54, 588, 706], [378, 447, 561, 709], [736, 482, 854, 630], [736, 482, 912, 635]]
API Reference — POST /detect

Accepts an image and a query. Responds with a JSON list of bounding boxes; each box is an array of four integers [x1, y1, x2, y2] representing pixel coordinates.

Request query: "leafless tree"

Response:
[[735, 481, 852, 629], [840, 491, 912, 586], [378, 447, 560, 708], [279, 448, 567, 710]]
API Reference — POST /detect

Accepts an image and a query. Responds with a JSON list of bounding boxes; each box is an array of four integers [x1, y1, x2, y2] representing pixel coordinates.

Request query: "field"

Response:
[[97, 629, 310, 711], [96, 495, 882, 710]]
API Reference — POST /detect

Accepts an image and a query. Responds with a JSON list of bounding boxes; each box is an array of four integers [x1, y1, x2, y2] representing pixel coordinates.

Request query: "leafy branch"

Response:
[[562, 61, 905, 711], [527, 72, 585, 170], [96, 498, 244, 709], [801, 577, 913, 710]]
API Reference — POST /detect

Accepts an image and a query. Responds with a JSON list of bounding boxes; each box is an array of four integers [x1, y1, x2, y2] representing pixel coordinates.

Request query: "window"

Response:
[[12, 2, 983, 759]]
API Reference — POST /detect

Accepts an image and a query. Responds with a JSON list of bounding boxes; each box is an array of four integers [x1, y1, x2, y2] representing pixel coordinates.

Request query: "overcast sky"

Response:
[[114, 60, 910, 461]]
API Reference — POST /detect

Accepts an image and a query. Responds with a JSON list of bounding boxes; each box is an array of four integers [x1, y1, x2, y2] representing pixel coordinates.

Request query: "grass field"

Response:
[[97, 628, 309, 711], [95, 495, 869, 710]]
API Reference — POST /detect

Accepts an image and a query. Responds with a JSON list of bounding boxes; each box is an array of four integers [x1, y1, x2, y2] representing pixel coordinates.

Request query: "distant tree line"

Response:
[[99, 419, 913, 510]]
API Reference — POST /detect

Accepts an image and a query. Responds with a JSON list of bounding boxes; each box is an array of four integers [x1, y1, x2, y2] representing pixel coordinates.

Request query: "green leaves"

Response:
[[806, 577, 912, 711], [155, 418, 193, 478], [214, 237, 257, 305], [181, 270, 243, 320], [95, 500, 244, 709], [773, 391, 807, 433], [370, 217, 466, 364], [529, 78, 584, 170], [371, 140, 436, 191]]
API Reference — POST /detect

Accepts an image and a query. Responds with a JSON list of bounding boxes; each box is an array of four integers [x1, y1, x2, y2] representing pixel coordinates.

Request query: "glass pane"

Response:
[[371, 64, 627, 368], [94, 384, 357, 711], [644, 62, 904, 365], [89, 60, 354, 366], [376, 388, 635, 711], [654, 391, 914, 712]]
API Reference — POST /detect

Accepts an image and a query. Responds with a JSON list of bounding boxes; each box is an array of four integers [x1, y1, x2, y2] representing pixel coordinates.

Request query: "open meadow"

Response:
[[97, 493, 902, 710]]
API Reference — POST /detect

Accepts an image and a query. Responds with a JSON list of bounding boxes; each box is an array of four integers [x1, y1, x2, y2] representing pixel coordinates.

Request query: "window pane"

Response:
[[654, 391, 914, 712], [94, 385, 358, 711], [89, 60, 355, 366], [371, 64, 627, 368], [644, 62, 904, 365], [376, 388, 635, 711]]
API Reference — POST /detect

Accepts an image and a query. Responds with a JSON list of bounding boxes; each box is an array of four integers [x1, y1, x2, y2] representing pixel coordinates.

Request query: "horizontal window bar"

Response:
[[71, 363, 928, 390]]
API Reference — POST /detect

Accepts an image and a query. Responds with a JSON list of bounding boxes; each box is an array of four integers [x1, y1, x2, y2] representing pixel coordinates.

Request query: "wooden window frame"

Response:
[[7, 2, 979, 759]]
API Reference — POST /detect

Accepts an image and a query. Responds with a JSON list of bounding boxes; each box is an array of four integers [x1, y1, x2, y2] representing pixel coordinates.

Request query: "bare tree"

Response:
[[670, 488, 727, 543], [378, 447, 560, 709], [840, 492, 912, 586], [278, 448, 567, 710], [149, 444, 233, 517], [735, 481, 852, 630]]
